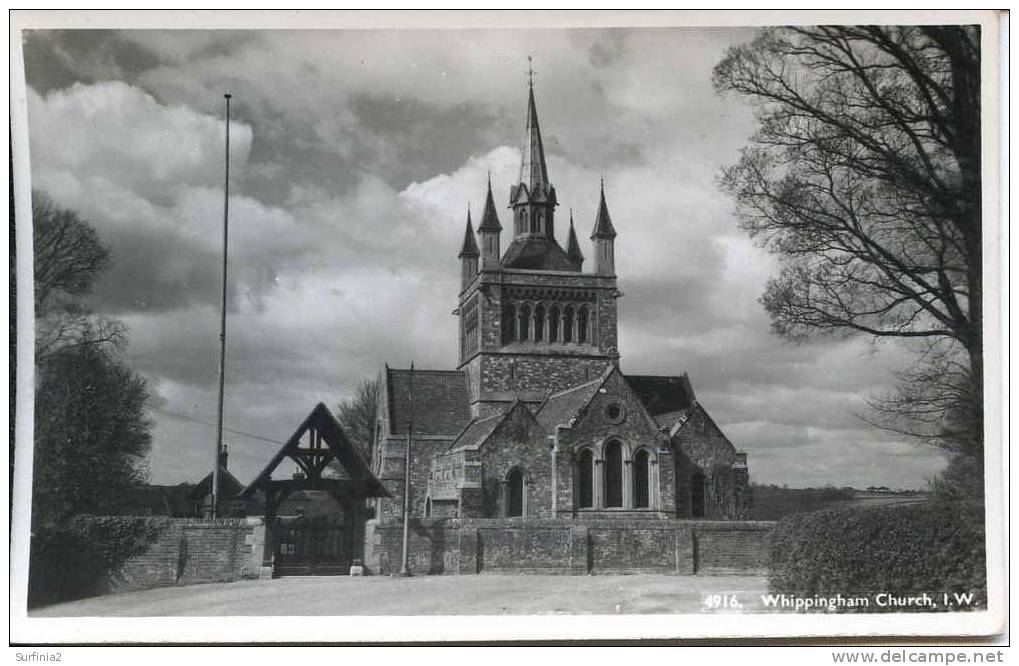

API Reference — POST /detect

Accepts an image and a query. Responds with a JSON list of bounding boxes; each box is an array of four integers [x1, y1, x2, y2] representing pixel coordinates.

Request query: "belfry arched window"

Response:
[[563, 306, 574, 343], [534, 304, 546, 342], [578, 449, 594, 509], [506, 468, 526, 517], [518, 304, 531, 342], [604, 440, 623, 508], [691, 470, 706, 518], [633, 449, 650, 508], [577, 305, 589, 343], [548, 306, 560, 343], [502, 304, 516, 344]]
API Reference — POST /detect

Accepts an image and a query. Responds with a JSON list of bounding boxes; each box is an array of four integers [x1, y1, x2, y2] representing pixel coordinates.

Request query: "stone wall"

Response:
[[365, 518, 772, 576], [106, 517, 267, 593]]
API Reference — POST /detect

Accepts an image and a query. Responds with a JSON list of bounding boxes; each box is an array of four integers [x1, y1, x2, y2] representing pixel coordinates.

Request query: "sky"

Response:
[[21, 26, 949, 490]]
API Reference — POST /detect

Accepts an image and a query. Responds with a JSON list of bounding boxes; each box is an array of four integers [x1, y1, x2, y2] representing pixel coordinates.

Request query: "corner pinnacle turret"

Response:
[[458, 207, 480, 257]]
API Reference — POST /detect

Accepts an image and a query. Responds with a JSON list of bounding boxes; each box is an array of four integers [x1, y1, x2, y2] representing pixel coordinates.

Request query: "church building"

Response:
[[366, 77, 750, 569]]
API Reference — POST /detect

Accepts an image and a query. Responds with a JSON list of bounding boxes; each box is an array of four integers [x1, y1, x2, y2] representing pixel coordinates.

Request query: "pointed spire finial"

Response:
[[527, 55, 535, 88], [591, 178, 617, 240]]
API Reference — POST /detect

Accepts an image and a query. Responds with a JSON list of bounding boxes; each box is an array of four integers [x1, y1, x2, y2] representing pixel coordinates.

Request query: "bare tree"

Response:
[[33, 191, 124, 361], [336, 375, 380, 461], [713, 26, 982, 495]]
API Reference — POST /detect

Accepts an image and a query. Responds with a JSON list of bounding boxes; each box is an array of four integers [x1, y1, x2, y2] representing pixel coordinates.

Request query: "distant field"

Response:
[[748, 486, 927, 521]]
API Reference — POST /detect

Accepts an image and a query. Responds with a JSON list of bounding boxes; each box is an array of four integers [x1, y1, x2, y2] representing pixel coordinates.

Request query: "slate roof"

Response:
[[534, 371, 609, 431], [446, 408, 512, 453], [386, 368, 472, 437], [625, 373, 696, 417], [501, 236, 580, 271]]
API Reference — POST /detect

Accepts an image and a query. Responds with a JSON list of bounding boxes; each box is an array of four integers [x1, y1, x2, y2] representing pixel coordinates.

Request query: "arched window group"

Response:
[[576, 440, 658, 510], [502, 301, 595, 345]]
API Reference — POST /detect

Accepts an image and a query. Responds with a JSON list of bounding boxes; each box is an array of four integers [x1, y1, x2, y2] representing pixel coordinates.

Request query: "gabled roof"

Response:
[[625, 373, 696, 417], [385, 368, 472, 437], [240, 402, 388, 499], [446, 405, 515, 453], [190, 466, 244, 502], [565, 212, 584, 266], [478, 175, 502, 233], [534, 367, 613, 431], [458, 211, 479, 257], [591, 182, 617, 240], [501, 236, 580, 271]]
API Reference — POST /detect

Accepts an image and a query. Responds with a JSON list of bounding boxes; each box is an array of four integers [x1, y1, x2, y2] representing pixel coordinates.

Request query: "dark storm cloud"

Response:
[[22, 29, 161, 93]]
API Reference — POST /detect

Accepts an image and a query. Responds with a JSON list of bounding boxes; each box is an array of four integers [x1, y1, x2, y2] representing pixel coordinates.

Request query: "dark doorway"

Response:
[[507, 469, 525, 517], [691, 470, 706, 518], [273, 513, 351, 576], [633, 449, 650, 508], [604, 440, 623, 508], [578, 449, 594, 508]]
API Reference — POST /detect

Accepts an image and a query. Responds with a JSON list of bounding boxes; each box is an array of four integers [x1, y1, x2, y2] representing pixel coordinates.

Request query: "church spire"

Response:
[[518, 70, 550, 195], [591, 180, 616, 276], [459, 206, 480, 289], [478, 172, 502, 233], [566, 209, 584, 268], [458, 206, 480, 257], [590, 178, 617, 240]]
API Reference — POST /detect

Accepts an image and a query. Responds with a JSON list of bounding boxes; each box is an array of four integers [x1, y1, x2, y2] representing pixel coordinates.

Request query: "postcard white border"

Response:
[[7, 8, 1008, 644]]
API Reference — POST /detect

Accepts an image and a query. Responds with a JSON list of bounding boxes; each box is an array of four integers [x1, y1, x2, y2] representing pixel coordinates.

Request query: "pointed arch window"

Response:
[[502, 304, 517, 344], [506, 468, 526, 517], [548, 306, 560, 343], [691, 470, 706, 518], [563, 306, 574, 343], [577, 305, 589, 343], [578, 449, 594, 509], [633, 450, 650, 508], [533, 304, 546, 342], [604, 440, 623, 508], [518, 304, 531, 342]]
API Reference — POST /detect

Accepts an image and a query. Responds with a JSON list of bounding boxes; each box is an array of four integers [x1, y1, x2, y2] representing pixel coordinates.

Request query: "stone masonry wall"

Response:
[[106, 517, 266, 593], [367, 518, 772, 576]]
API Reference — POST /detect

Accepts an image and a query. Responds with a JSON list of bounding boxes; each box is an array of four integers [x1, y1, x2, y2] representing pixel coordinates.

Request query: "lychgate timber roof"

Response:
[[240, 402, 388, 500]]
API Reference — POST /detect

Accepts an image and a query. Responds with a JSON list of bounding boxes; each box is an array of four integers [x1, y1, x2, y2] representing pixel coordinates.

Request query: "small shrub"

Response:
[[29, 515, 173, 607], [768, 500, 986, 612]]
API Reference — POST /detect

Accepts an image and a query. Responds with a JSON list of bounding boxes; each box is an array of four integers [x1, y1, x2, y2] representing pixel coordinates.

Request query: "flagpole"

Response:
[[399, 361, 414, 576], [212, 93, 232, 518]]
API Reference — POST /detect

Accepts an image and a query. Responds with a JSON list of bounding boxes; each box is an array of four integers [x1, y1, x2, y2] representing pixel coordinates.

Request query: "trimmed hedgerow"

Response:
[[29, 515, 174, 607], [768, 501, 986, 612]]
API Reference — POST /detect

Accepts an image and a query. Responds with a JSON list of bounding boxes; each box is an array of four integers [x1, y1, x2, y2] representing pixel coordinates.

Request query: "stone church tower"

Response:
[[457, 80, 621, 417]]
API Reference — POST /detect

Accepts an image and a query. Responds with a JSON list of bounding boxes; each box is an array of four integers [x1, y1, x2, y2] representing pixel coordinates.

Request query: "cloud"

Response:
[[23, 27, 945, 490]]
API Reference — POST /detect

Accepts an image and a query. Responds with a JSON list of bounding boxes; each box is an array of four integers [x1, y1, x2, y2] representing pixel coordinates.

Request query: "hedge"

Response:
[[28, 515, 175, 607], [768, 500, 986, 612]]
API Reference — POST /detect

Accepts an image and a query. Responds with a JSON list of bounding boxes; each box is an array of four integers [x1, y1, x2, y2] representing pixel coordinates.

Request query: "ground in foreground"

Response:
[[31, 574, 768, 616]]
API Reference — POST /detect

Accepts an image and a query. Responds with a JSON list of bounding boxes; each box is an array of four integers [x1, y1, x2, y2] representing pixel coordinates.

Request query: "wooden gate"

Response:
[[273, 515, 352, 576]]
